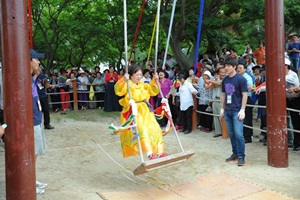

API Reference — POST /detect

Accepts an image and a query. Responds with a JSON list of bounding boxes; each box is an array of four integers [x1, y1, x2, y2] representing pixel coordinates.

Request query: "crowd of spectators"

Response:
[[46, 33, 300, 152]]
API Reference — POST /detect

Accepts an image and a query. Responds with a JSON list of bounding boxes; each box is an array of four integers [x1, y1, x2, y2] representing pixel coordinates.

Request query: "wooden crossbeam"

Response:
[[133, 150, 195, 176]]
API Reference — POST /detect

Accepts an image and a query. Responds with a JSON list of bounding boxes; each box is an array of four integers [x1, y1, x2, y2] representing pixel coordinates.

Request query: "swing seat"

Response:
[[133, 150, 195, 176]]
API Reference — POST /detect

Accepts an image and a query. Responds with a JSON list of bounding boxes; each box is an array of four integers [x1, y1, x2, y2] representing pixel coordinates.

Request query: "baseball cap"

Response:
[[30, 49, 45, 59], [284, 58, 291, 66]]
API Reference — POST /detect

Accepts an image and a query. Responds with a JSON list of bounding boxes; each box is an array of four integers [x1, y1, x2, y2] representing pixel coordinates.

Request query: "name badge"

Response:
[[37, 100, 42, 111], [38, 83, 44, 90], [227, 94, 232, 104]]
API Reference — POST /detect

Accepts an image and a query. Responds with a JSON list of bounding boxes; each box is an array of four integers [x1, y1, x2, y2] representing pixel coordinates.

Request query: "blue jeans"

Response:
[[224, 111, 245, 158], [289, 56, 299, 74]]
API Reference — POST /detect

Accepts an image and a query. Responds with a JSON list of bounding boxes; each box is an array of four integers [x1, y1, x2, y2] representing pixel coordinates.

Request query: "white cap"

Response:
[[203, 70, 212, 78], [284, 58, 291, 66]]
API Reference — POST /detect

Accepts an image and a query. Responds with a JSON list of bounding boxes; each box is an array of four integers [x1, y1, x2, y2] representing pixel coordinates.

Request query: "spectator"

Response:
[[58, 68, 70, 112], [165, 54, 177, 69], [220, 58, 248, 166], [92, 72, 106, 109], [227, 49, 238, 59], [244, 43, 253, 56], [252, 65, 263, 122], [206, 66, 226, 138], [30, 49, 48, 194], [34, 66, 55, 129], [187, 67, 197, 83], [255, 65, 267, 143], [237, 59, 254, 143], [77, 69, 89, 110], [156, 70, 173, 127], [284, 58, 300, 151], [141, 69, 155, 109], [177, 70, 198, 134], [66, 72, 79, 110], [244, 54, 255, 74], [118, 68, 125, 80], [171, 69, 182, 130], [104, 66, 120, 112], [48, 73, 60, 112], [198, 70, 213, 132], [165, 64, 174, 80], [253, 41, 266, 65], [287, 34, 300, 75]]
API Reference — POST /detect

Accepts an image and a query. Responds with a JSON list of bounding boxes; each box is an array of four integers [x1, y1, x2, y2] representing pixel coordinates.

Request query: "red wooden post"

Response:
[[265, 0, 288, 167], [192, 78, 198, 130], [72, 80, 78, 111], [1, 0, 36, 199]]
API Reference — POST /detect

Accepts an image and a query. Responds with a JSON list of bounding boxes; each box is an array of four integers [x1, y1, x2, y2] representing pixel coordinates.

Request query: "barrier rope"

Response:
[[75, 127, 170, 188]]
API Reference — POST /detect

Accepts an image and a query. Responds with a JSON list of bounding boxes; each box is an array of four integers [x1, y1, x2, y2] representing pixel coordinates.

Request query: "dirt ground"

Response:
[[1, 110, 300, 200]]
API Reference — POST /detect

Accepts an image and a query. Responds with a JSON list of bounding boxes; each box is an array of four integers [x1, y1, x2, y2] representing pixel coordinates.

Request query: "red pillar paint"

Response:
[[1, 0, 37, 199], [265, 0, 288, 167]]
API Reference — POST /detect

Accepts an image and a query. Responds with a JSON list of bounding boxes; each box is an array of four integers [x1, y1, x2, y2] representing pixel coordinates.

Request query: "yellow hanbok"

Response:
[[114, 78, 164, 158]]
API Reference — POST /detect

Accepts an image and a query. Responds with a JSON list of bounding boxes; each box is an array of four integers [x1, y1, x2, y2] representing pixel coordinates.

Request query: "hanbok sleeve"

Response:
[[146, 78, 160, 96], [114, 77, 128, 96]]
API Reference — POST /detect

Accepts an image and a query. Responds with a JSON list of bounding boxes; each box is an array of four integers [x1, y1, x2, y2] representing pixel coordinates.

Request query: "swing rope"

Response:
[[152, 0, 185, 152], [154, 0, 162, 73], [193, 0, 205, 73], [128, 0, 148, 63], [146, 15, 158, 68], [161, 0, 177, 71], [123, 0, 145, 162]]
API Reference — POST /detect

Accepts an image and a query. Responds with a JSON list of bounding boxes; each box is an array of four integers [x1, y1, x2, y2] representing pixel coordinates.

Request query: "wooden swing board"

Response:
[[133, 150, 195, 176]]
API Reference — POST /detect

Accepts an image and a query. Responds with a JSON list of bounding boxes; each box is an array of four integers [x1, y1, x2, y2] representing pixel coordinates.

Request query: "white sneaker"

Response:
[[36, 180, 48, 189], [36, 187, 45, 195]]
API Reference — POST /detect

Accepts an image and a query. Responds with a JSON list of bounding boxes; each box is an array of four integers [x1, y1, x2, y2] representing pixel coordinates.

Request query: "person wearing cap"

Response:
[[284, 58, 300, 151], [287, 34, 300, 75], [177, 70, 198, 134], [220, 58, 248, 166], [197, 70, 213, 132], [30, 49, 48, 194], [237, 58, 254, 143], [255, 64, 268, 143], [251, 65, 263, 122], [33, 65, 55, 129]]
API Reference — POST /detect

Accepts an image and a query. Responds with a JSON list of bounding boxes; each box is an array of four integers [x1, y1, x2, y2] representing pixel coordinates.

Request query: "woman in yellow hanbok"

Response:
[[114, 65, 167, 160]]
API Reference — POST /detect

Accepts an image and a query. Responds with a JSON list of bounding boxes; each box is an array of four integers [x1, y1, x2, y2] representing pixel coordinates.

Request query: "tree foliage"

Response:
[[31, 0, 299, 72]]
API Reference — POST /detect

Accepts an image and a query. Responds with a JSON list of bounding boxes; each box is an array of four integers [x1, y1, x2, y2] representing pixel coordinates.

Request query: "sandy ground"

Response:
[[1, 111, 300, 200]]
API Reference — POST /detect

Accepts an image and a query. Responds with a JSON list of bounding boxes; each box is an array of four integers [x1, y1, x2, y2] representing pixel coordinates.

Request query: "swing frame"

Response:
[[123, 0, 197, 176], [133, 150, 195, 175]]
